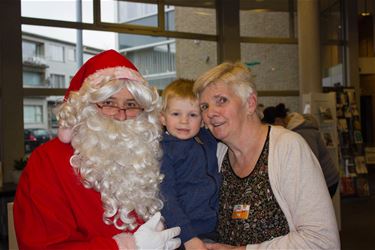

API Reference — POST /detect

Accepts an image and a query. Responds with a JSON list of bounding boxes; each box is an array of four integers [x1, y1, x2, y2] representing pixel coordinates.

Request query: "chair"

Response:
[[7, 202, 19, 250]]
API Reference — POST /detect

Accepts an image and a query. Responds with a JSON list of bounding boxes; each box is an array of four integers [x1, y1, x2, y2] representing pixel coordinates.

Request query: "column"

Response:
[[0, 0, 24, 183], [297, 0, 322, 95], [216, 0, 241, 63]]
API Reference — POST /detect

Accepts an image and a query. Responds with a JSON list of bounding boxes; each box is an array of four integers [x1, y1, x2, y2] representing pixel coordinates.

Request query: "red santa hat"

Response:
[[58, 49, 144, 143], [64, 49, 142, 101]]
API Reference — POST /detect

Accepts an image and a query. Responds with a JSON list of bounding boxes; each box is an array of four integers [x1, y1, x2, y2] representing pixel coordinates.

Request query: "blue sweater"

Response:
[[160, 128, 222, 243]]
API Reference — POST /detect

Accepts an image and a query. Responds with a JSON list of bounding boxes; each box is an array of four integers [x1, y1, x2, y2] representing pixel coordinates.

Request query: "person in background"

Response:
[[262, 103, 289, 127], [262, 103, 340, 197], [160, 79, 221, 250], [193, 62, 340, 249], [13, 50, 181, 250]]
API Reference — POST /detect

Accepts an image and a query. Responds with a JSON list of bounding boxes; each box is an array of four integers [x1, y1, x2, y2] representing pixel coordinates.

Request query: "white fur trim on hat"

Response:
[[85, 66, 145, 87]]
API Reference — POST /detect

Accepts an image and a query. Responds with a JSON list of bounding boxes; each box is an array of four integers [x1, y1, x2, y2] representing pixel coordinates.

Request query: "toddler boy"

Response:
[[160, 79, 221, 249]]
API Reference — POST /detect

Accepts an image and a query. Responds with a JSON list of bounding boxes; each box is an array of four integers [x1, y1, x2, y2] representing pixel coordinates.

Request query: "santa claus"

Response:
[[14, 50, 181, 249]]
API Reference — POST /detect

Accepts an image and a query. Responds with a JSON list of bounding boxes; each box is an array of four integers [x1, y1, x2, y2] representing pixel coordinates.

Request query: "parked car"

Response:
[[24, 128, 53, 153]]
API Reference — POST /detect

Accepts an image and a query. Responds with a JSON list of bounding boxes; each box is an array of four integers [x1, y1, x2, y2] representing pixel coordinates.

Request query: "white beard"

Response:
[[70, 110, 163, 231]]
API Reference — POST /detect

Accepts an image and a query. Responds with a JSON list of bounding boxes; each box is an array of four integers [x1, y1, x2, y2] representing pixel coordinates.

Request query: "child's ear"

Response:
[[159, 112, 166, 126]]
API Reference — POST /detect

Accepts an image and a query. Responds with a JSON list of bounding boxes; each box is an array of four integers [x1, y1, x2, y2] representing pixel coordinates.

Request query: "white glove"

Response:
[[134, 212, 181, 250]]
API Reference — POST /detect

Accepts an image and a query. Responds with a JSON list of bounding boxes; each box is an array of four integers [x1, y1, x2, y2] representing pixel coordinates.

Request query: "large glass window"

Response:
[[122, 38, 176, 89], [21, 0, 94, 23], [18, 0, 217, 156], [112, 0, 158, 26]]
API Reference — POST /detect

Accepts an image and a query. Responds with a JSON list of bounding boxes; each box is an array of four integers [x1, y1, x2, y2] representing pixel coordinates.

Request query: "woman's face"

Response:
[[199, 81, 249, 142]]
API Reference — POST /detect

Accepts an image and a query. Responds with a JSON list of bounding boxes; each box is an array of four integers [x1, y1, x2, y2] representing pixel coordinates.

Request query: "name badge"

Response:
[[231, 204, 250, 219]]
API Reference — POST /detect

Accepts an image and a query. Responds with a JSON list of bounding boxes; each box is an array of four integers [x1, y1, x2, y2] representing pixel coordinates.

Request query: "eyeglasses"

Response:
[[96, 101, 143, 117]]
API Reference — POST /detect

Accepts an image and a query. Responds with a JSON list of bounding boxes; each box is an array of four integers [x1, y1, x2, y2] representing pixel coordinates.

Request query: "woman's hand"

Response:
[[184, 237, 208, 250], [205, 243, 245, 250]]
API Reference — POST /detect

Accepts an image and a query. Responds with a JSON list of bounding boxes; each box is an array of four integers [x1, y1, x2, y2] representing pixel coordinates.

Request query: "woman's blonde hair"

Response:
[[161, 78, 196, 111], [193, 61, 262, 117], [193, 61, 256, 102]]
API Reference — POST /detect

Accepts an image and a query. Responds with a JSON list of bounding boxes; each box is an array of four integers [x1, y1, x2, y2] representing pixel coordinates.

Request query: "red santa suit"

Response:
[[14, 138, 144, 249], [13, 50, 150, 250]]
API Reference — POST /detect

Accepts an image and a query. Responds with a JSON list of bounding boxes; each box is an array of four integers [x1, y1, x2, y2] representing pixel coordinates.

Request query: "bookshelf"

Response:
[[334, 88, 370, 197], [302, 92, 341, 229]]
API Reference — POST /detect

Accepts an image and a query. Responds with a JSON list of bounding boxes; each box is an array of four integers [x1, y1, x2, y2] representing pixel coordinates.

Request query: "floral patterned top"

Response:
[[217, 127, 289, 246]]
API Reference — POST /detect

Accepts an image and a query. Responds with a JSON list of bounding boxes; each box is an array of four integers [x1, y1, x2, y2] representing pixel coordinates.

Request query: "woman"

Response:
[[193, 62, 340, 249]]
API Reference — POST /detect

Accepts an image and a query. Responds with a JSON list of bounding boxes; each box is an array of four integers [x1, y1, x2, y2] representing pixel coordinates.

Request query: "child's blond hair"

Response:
[[161, 78, 197, 111]]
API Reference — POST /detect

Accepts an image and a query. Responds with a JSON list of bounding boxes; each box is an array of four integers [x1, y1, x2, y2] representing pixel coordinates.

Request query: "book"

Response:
[[344, 88, 356, 105], [344, 158, 357, 177], [365, 147, 375, 164], [344, 106, 352, 118], [352, 105, 360, 116], [354, 156, 368, 174], [339, 132, 350, 149], [319, 106, 333, 122], [337, 118, 348, 132], [340, 176, 356, 196], [356, 176, 370, 196], [353, 118, 361, 130], [353, 130, 363, 144]]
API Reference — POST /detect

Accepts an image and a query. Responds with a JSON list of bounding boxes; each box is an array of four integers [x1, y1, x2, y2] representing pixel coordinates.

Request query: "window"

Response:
[[50, 74, 66, 88], [23, 71, 44, 87], [16, 0, 217, 157], [114, 1, 158, 24], [67, 48, 76, 62], [49, 44, 64, 62], [24, 105, 43, 124], [22, 40, 43, 59]]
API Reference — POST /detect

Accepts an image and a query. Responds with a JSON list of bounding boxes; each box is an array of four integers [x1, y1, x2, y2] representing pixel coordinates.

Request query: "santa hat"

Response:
[[58, 49, 144, 143], [64, 49, 142, 100]]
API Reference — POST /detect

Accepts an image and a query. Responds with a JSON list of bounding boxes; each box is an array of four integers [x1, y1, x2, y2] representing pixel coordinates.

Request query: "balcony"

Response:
[[22, 56, 49, 69]]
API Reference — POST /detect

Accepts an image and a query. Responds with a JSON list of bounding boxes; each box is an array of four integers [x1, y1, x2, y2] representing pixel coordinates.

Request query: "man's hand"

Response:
[[134, 212, 181, 250]]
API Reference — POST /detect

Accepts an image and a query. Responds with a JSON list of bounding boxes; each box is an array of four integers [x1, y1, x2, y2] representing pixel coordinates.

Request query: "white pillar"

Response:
[[298, 0, 322, 95]]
